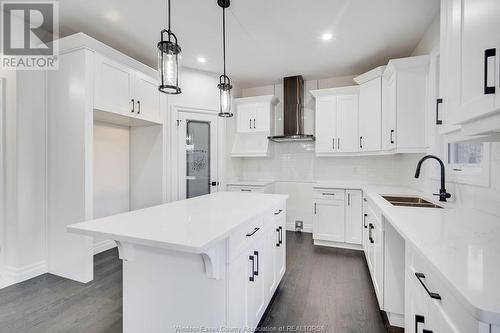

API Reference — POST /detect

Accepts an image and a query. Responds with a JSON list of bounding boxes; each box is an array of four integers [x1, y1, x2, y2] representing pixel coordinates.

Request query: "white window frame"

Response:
[[442, 141, 491, 187]]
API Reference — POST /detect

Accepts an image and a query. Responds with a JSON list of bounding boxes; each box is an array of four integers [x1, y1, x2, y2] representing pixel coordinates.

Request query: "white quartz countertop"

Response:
[[360, 185, 500, 325], [67, 192, 288, 253]]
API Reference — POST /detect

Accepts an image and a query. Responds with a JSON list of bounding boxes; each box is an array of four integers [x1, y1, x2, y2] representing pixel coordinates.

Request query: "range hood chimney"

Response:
[[268, 75, 315, 142]]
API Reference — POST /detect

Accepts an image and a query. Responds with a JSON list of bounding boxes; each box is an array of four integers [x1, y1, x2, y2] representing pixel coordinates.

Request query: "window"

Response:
[[448, 143, 483, 170], [445, 142, 490, 186]]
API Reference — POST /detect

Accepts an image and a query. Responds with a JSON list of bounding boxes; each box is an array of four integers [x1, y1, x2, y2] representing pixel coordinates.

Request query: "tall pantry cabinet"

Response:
[[47, 33, 166, 283]]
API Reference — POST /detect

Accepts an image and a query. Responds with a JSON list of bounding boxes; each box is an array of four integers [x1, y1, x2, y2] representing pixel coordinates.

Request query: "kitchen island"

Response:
[[68, 192, 288, 333]]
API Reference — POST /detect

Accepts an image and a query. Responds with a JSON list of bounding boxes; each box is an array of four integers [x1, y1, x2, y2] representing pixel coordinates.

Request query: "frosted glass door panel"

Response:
[[186, 120, 210, 198]]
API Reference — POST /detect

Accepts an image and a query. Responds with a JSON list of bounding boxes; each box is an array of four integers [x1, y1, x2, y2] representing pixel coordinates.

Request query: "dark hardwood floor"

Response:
[[0, 232, 397, 333], [259, 232, 394, 333]]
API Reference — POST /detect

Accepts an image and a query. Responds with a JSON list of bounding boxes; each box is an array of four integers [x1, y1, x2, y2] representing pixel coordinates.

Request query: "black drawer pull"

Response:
[[279, 226, 283, 245], [363, 213, 368, 228], [415, 314, 424, 333], [322, 192, 335, 196], [246, 227, 259, 237], [369, 223, 374, 243], [415, 272, 442, 300], [274, 209, 283, 215], [254, 251, 259, 276], [241, 189, 252, 192], [276, 228, 280, 247], [436, 98, 443, 125], [249, 255, 255, 282], [484, 48, 496, 95], [390, 129, 395, 144]]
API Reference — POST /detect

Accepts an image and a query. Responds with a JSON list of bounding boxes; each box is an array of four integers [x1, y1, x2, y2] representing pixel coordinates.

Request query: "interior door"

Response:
[[177, 111, 218, 199]]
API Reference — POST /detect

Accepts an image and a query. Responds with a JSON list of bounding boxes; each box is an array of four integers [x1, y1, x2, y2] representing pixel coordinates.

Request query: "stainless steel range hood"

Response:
[[268, 75, 315, 142]]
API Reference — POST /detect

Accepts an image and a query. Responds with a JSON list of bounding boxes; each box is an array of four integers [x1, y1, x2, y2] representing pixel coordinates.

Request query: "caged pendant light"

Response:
[[217, 0, 233, 117], [158, 0, 181, 94]]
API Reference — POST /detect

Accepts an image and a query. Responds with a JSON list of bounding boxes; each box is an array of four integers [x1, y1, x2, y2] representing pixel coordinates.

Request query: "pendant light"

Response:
[[217, 0, 233, 117], [157, 0, 181, 94]]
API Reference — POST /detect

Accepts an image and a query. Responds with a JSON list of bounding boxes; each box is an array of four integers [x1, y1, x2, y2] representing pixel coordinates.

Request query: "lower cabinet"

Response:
[[363, 197, 385, 309], [227, 203, 286, 329], [312, 188, 363, 248]]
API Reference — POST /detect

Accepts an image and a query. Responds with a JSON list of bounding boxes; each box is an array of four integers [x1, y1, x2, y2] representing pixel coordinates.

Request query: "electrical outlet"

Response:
[[295, 220, 303, 232]]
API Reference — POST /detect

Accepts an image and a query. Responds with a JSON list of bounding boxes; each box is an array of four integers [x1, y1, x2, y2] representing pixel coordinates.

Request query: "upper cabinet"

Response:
[[231, 95, 278, 157], [94, 54, 162, 124], [440, 0, 500, 140], [311, 86, 359, 155], [355, 67, 385, 152], [382, 56, 429, 152], [235, 95, 278, 133]]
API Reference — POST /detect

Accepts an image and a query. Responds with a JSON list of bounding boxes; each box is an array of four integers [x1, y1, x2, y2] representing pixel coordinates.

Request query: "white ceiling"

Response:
[[59, 0, 439, 87]]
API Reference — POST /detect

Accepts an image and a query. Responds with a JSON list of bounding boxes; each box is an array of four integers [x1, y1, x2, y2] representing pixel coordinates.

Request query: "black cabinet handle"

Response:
[[347, 193, 351, 206], [390, 129, 395, 144], [337, 137, 340, 150], [369, 223, 374, 243], [415, 272, 442, 300], [276, 228, 280, 247], [249, 119, 252, 129], [436, 98, 443, 125], [359, 136, 363, 149], [274, 209, 283, 215], [130, 98, 135, 113], [314, 203, 317, 215], [246, 227, 259, 237], [484, 48, 496, 94], [254, 251, 259, 276], [241, 189, 252, 192], [363, 213, 368, 228], [136, 100, 141, 114], [332, 138, 335, 150], [415, 315, 425, 333], [423, 330, 434, 333], [322, 192, 335, 196], [279, 226, 283, 245], [249, 255, 255, 282]]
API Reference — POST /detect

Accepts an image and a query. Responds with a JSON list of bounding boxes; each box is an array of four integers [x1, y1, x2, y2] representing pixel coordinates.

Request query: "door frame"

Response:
[[169, 105, 226, 202], [0, 78, 5, 283]]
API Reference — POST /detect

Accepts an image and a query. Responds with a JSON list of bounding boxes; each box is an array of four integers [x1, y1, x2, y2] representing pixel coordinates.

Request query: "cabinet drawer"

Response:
[[406, 244, 480, 333], [313, 188, 345, 201], [228, 218, 264, 261], [227, 185, 265, 193]]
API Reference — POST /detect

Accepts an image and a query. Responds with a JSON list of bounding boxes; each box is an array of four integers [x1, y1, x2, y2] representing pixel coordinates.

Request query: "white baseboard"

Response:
[[313, 239, 363, 251], [93, 239, 117, 255], [286, 223, 312, 233], [1, 260, 47, 289]]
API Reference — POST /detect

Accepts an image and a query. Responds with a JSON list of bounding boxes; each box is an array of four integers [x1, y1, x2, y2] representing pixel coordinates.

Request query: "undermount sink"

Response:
[[382, 196, 443, 209]]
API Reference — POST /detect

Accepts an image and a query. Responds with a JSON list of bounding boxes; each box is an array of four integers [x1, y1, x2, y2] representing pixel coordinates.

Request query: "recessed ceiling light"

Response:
[[321, 33, 333, 41], [197, 57, 207, 63]]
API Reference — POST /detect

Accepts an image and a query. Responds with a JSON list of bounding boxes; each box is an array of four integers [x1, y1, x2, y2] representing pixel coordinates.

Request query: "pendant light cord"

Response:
[[167, 0, 171, 31], [222, 6, 226, 77]]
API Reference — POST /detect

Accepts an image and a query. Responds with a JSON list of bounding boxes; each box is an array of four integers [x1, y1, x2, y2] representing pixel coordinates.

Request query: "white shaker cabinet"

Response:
[[94, 54, 162, 124], [345, 190, 362, 245], [235, 95, 278, 133], [134, 72, 161, 122], [313, 189, 345, 243], [94, 54, 135, 116], [314, 96, 337, 153], [381, 56, 429, 152], [311, 86, 359, 155], [355, 67, 385, 152], [447, 0, 500, 124]]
